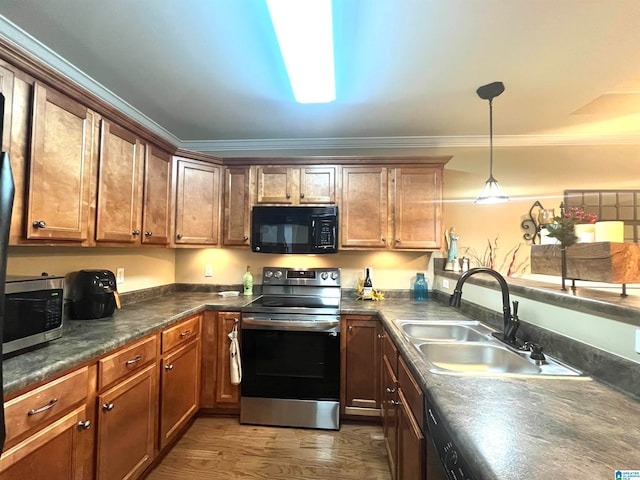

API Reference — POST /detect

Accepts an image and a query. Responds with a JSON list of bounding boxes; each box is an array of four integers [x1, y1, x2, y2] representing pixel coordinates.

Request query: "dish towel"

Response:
[[228, 323, 242, 385]]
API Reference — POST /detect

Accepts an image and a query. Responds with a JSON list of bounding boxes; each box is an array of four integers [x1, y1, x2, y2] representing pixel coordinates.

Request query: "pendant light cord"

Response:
[[488, 97, 494, 180]]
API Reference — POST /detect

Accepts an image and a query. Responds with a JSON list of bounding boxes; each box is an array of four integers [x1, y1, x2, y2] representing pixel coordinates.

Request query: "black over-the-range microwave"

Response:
[[251, 206, 338, 254]]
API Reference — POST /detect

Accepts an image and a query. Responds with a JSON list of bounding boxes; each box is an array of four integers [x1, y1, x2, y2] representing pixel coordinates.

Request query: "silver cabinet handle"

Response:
[[300, 192, 305, 199], [77, 420, 91, 430], [348, 325, 353, 331], [165, 364, 174, 371], [102, 403, 115, 412], [386, 387, 396, 393], [286, 193, 291, 199], [132, 229, 141, 235], [176, 233, 183, 239], [145, 231, 153, 236], [32, 220, 47, 229], [395, 238, 401, 243], [243, 235, 249, 241], [381, 237, 386, 243], [28, 398, 58, 415], [180, 330, 191, 338], [125, 355, 142, 365], [391, 399, 401, 406]]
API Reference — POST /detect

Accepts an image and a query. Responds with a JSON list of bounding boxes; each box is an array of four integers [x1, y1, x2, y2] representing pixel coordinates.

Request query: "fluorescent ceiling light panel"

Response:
[[266, 0, 336, 103]]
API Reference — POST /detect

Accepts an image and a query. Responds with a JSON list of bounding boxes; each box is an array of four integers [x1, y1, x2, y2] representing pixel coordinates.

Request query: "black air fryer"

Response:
[[67, 270, 117, 319]]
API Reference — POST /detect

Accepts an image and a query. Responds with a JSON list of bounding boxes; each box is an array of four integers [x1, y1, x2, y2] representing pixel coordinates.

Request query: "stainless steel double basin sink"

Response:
[[395, 320, 587, 378]]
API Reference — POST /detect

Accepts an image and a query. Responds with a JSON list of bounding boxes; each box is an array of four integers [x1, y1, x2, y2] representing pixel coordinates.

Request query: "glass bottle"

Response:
[[413, 273, 428, 301], [363, 267, 373, 298]]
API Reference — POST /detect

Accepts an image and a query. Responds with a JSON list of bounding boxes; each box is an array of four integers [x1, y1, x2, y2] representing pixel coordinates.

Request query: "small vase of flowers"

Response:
[[546, 206, 598, 246]]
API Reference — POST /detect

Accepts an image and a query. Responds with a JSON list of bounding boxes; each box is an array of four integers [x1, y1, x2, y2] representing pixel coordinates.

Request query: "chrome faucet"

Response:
[[449, 267, 520, 345]]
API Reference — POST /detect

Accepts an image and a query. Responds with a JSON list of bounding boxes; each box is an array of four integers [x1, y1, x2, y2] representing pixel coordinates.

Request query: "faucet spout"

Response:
[[448, 267, 516, 343]]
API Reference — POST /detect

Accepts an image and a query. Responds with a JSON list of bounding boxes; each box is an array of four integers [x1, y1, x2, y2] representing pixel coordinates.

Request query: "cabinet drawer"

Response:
[[98, 334, 157, 390], [162, 314, 201, 353], [398, 356, 424, 429], [4, 366, 89, 445]]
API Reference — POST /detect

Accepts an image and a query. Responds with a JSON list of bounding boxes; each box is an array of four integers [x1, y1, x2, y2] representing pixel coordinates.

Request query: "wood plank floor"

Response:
[[146, 417, 392, 480]]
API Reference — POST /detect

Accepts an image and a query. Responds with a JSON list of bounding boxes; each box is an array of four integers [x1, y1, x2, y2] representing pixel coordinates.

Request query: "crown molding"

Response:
[[182, 133, 640, 153]]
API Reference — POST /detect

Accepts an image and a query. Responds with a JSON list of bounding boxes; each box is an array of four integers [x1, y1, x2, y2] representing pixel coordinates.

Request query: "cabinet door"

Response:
[[0, 406, 92, 480], [96, 363, 157, 480], [222, 167, 251, 246], [256, 166, 296, 204], [159, 338, 201, 449], [27, 83, 93, 241], [341, 166, 388, 248], [174, 158, 220, 245], [0, 64, 14, 153], [343, 315, 380, 415], [397, 389, 425, 480], [142, 146, 171, 245], [214, 312, 241, 409], [393, 167, 442, 249], [96, 119, 143, 243], [299, 166, 335, 204], [381, 355, 398, 480]]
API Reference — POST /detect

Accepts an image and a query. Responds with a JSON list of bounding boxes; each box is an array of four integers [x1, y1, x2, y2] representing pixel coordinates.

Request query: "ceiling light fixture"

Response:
[[266, 0, 335, 104], [475, 81, 509, 205]]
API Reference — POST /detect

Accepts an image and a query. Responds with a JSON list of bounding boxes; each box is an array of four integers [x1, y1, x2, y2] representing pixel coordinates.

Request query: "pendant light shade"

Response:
[[475, 81, 509, 205]]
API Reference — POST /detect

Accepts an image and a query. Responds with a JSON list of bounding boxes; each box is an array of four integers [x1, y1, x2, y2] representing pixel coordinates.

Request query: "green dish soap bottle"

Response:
[[243, 265, 253, 296]]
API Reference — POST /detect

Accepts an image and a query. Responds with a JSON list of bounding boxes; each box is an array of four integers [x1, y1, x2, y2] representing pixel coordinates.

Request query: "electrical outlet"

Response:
[[204, 264, 213, 277], [443, 279, 450, 289], [636, 329, 640, 354], [116, 267, 125, 284]]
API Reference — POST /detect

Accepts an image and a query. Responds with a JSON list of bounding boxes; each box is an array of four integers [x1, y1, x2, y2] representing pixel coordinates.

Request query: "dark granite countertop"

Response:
[[4, 293, 639, 479]]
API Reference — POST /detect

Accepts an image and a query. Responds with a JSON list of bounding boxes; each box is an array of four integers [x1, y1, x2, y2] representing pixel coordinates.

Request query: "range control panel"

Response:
[[262, 267, 341, 287]]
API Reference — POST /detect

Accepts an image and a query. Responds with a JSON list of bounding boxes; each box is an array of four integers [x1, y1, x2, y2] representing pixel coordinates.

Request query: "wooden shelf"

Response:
[[530, 242, 640, 284]]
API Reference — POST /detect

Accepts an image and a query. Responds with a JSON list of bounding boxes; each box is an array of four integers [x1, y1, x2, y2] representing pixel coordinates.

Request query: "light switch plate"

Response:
[[636, 330, 640, 354], [443, 279, 450, 289], [116, 267, 125, 284], [204, 264, 213, 277]]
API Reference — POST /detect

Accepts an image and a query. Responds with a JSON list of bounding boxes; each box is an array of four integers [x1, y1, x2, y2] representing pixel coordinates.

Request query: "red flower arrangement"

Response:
[[565, 207, 597, 224]]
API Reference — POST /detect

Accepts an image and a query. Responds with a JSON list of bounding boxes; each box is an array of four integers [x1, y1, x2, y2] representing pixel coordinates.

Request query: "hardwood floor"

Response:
[[146, 417, 391, 480]]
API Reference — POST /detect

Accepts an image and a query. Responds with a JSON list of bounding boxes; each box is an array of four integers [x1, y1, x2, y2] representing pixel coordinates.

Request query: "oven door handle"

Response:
[[242, 316, 340, 332]]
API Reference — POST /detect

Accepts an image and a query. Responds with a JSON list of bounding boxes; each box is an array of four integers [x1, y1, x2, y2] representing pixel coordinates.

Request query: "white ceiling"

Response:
[[1, 0, 640, 154]]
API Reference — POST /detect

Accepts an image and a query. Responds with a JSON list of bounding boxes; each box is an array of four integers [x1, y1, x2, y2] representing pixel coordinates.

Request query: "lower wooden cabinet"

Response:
[[159, 336, 201, 449], [397, 389, 425, 480], [341, 314, 381, 417], [96, 363, 157, 480], [200, 311, 241, 412], [0, 405, 92, 480]]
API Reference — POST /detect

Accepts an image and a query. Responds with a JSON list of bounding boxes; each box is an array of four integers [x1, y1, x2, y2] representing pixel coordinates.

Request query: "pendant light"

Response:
[[475, 81, 509, 205]]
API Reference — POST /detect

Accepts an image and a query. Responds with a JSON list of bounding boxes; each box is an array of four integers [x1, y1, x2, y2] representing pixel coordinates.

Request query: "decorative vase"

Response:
[[574, 224, 596, 243]]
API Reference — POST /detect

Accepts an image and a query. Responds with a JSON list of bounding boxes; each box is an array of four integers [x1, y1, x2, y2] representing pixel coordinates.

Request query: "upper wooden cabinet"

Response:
[[341, 166, 389, 249], [95, 119, 144, 244], [222, 167, 251, 247], [341, 164, 444, 250], [0, 64, 14, 153], [142, 146, 171, 245], [173, 157, 220, 246], [392, 167, 443, 249], [256, 166, 336, 205], [27, 83, 95, 242]]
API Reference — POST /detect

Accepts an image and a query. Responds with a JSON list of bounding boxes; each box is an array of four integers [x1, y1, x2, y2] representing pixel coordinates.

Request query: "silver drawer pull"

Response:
[[179, 330, 191, 338], [28, 398, 58, 416], [125, 355, 142, 365], [102, 403, 115, 412], [165, 364, 174, 371], [77, 420, 91, 430]]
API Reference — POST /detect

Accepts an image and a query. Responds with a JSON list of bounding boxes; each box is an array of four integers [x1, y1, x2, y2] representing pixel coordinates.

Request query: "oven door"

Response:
[[240, 322, 340, 401]]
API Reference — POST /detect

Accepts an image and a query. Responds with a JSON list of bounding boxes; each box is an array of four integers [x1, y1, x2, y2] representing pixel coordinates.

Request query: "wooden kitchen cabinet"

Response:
[[0, 64, 14, 153], [0, 366, 93, 480], [341, 314, 381, 417], [95, 335, 158, 480], [141, 146, 172, 245], [341, 164, 444, 250], [255, 165, 336, 204], [392, 167, 443, 249], [381, 331, 399, 480], [95, 119, 144, 244], [27, 82, 95, 242], [159, 314, 201, 449], [200, 311, 241, 412], [96, 363, 157, 480], [396, 356, 425, 480], [173, 157, 220, 245], [222, 167, 251, 246], [341, 166, 389, 248]]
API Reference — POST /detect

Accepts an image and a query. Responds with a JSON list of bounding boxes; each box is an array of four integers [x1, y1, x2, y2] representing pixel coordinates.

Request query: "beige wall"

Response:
[[7, 247, 176, 293]]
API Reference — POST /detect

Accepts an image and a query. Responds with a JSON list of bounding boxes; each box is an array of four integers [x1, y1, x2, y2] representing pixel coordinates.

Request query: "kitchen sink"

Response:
[[417, 342, 541, 375], [396, 319, 588, 378], [397, 320, 493, 342]]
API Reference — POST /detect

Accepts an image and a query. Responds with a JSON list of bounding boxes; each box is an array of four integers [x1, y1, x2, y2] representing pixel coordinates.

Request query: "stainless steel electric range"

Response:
[[240, 266, 341, 430]]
